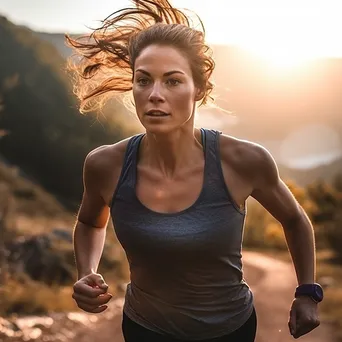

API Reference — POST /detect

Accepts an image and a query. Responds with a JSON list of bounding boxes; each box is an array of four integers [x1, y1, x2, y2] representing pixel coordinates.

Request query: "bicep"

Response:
[[77, 152, 110, 228]]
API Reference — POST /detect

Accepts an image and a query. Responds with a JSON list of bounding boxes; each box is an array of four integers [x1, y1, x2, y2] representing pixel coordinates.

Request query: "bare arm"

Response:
[[74, 149, 111, 280], [250, 146, 316, 285]]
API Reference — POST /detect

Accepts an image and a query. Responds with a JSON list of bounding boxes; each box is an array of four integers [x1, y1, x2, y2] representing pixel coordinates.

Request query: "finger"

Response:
[[288, 308, 296, 336], [77, 303, 108, 313], [72, 292, 113, 306], [84, 273, 109, 290], [73, 282, 108, 298], [293, 318, 320, 339], [90, 305, 108, 313]]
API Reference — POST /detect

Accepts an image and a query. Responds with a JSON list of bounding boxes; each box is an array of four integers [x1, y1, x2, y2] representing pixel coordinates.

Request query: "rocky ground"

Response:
[[0, 251, 336, 342]]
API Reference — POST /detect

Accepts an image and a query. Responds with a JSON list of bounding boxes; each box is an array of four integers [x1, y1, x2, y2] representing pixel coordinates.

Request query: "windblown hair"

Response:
[[65, 0, 215, 113]]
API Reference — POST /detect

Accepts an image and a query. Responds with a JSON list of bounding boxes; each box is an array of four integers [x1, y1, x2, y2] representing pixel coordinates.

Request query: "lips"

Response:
[[145, 110, 170, 117]]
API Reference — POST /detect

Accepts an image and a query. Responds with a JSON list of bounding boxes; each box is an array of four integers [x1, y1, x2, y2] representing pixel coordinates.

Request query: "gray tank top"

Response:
[[111, 128, 254, 340]]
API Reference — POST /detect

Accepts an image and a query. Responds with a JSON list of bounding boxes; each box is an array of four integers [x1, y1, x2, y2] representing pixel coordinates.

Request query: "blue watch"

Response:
[[295, 283, 324, 303]]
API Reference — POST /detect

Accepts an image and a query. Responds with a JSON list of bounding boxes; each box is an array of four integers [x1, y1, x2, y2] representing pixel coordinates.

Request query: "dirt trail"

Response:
[[243, 251, 335, 342], [1, 252, 335, 342]]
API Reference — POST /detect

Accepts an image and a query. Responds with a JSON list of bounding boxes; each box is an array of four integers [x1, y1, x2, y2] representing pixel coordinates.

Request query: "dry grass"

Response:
[[0, 270, 127, 318], [0, 275, 77, 316]]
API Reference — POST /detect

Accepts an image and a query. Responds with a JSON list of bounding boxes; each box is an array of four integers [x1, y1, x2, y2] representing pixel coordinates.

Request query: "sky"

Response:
[[1, 0, 342, 65]]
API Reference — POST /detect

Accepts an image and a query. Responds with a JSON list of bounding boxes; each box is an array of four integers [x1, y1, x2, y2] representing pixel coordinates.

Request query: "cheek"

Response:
[[173, 87, 196, 109], [132, 88, 145, 109]]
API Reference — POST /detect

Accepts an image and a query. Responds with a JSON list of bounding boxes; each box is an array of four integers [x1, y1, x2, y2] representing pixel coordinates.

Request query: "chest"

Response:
[[135, 162, 251, 214], [135, 163, 204, 214]]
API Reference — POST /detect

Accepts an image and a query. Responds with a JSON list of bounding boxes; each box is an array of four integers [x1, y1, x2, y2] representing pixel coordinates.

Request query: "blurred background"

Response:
[[0, 0, 341, 341]]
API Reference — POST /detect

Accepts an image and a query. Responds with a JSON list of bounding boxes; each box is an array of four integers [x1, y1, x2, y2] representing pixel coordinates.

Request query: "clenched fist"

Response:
[[288, 296, 320, 339], [72, 273, 113, 313]]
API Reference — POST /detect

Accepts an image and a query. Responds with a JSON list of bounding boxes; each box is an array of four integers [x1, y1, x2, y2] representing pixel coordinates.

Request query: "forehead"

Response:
[[134, 44, 192, 75]]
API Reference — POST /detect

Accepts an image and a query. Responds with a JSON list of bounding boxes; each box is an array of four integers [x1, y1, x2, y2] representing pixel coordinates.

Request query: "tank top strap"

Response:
[[199, 128, 230, 204], [202, 127, 222, 179], [112, 133, 144, 203]]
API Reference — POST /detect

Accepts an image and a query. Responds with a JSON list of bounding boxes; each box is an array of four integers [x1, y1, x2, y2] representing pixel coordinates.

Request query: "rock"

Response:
[[7, 234, 74, 285]]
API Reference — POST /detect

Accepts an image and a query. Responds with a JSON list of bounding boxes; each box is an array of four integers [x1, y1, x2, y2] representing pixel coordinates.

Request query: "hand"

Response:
[[72, 273, 113, 313], [288, 296, 320, 339]]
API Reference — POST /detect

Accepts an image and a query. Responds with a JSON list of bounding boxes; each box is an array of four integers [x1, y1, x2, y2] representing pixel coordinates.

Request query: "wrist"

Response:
[[295, 283, 324, 303], [77, 269, 96, 280]]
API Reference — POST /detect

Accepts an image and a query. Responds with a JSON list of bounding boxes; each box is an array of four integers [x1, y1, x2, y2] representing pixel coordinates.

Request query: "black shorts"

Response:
[[122, 307, 257, 342]]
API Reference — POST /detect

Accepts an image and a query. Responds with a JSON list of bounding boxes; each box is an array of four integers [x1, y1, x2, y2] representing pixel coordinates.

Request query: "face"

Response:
[[132, 44, 202, 134]]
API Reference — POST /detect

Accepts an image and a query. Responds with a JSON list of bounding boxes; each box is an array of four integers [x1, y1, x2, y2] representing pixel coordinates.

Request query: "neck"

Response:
[[141, 126, 203, 177]]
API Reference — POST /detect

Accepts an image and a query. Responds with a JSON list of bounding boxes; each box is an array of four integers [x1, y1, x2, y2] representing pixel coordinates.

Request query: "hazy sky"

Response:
[[1, 0, 341, 62]]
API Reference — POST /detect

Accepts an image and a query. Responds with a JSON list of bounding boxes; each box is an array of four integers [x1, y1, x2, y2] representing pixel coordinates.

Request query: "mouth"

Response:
[[145, 110, 170, 117]]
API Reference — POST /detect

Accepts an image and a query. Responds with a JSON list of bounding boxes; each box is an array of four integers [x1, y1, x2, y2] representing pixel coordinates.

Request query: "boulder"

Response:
[[7, 234, 74, 285]]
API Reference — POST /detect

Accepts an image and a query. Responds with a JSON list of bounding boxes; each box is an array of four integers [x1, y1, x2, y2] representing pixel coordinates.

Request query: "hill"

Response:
[[0, 16, 135, 208], [279, 157, 342, 186]]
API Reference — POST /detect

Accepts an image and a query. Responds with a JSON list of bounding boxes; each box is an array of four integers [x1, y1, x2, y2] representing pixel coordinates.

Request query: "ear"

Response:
[[194, 87, 205, 102]]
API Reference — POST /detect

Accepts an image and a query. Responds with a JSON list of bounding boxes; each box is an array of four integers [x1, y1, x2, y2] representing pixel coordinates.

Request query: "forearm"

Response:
[[73, 220, 107, 279], [282, 208, 316, 285]]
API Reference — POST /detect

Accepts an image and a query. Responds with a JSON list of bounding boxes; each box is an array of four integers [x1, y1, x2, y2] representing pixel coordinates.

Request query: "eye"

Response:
[[137, 78, 150, 86], [166, 78, 181, 86]]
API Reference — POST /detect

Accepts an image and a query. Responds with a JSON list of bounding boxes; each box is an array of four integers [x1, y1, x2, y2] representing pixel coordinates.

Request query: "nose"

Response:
[[148, 82, 165, 103]]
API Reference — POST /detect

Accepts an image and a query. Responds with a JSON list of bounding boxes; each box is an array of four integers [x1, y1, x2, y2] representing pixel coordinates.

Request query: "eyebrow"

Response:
[[135, 69, 185, 77]]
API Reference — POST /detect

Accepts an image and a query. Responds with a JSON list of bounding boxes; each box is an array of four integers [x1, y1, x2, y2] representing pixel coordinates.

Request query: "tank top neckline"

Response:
[[131, 128, 209, 217]]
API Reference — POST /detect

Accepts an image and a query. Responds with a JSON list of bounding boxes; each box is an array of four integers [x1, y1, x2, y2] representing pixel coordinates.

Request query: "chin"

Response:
[[143, 124, 175, 135], [140, 119, 179, 135], [139, 115, 194, 134]]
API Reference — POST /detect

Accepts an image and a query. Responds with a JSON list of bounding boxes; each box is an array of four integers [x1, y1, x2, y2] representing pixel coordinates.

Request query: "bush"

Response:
[[324, 213, 342, 260]]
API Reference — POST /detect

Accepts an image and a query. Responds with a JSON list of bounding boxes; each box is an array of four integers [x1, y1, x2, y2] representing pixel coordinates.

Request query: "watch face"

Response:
[[315, 284, 324, 300]]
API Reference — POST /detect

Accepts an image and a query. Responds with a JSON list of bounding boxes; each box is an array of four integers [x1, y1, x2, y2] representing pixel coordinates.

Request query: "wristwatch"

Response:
[[295, 283, 324, 303]]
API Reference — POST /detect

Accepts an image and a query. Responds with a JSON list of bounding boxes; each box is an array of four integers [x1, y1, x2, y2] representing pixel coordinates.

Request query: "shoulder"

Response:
[[218, 133, 279, 189], [83, 136, 133, 180]]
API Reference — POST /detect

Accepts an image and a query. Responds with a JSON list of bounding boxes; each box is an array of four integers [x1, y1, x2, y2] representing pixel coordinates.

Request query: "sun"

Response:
[[186, 1, 340, 70], [232, 17, 327, 70], [243, 45, 317, 70]]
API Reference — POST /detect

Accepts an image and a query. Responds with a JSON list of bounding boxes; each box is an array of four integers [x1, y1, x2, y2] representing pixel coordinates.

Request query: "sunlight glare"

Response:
[[171, 0, 341, 70], [227, 13, 331, 69]]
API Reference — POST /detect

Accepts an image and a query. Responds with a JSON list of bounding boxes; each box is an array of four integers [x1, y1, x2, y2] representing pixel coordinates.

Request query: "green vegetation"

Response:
[[0, 16, 138, 210]]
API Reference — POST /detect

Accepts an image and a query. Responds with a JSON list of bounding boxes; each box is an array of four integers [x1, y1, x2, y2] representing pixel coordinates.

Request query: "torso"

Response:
[[109, 128, 255, 339], [97, 129, 255, 211]]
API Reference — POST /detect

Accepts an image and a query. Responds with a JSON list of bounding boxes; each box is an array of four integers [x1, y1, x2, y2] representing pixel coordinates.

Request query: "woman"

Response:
[[67, 1, 322, 341]]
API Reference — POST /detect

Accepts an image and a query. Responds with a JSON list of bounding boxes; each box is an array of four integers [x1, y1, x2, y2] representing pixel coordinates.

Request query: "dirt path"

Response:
[[242, 251, 335, 342], [1, 252, 335, 342]]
